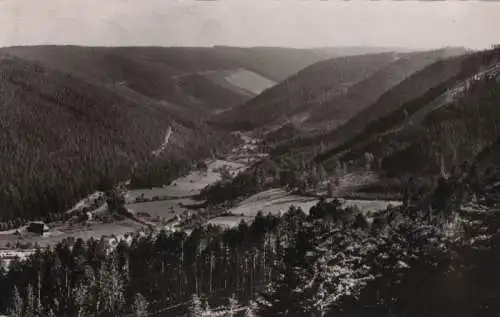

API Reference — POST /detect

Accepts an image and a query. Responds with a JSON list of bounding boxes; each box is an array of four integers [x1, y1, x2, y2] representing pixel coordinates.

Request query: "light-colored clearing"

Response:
[[223, 68, 276, 95], [128, 198, 195, 219], [66, 191, 104, 214], [151, 126, 173, 157], [209, 188, 402, 228], [128, 159, 247, 199], [0, 219, 144, 248]]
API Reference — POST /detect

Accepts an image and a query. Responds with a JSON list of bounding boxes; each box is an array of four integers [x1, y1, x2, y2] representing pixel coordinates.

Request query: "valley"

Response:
[[0, 133, 400, 258], [1, 43, 500, 317]]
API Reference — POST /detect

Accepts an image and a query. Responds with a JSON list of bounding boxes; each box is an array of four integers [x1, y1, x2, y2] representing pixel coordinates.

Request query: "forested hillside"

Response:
[[317, 47, 500, 177], [316, 53, 469, 149], [2, 45, 500, 317], [0, 44, 354, 226], [272, 52, 470, 160], [1, 46, 250, 115], [211, 52, 399, 131], [0, 53, 236, 223], [1, 46, 346, 115], [213, 48, 466, 133], [211, 46, 400, 82], [306, 47, 468, 126]]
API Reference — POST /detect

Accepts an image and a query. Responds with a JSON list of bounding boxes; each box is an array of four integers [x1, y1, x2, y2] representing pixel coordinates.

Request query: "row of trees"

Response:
[[1, 196, 371, 317], [0, 209, 286, 316]]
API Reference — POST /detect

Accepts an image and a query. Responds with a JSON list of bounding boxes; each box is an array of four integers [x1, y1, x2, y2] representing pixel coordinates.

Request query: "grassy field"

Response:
[[0, 219, 144, 248], [222, 68, 276, 95], [128, 199, 194, 219], [0, 140, 252, 256], [208, 188, 402, 228], [128, 159, 247, 200], [0, 134, 402, 259]]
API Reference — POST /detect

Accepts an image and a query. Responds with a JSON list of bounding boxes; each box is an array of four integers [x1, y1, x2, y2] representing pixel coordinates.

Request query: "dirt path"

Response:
[[152, 126, 173, 157]]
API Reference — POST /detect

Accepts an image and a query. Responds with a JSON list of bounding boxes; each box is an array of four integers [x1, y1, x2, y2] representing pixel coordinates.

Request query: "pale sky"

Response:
[[0, 0, 499, 49]]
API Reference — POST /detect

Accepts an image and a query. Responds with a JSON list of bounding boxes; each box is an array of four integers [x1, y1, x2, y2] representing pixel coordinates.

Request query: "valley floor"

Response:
[[0, 134, 401, 262]]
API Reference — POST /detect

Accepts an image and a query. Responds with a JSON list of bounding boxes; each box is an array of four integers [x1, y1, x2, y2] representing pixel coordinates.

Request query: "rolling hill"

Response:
[[0, 52, 237, 223], [1, 46, 253, 116], [1, 44, 371, 224], [272, 51, 471, 159], [210, 46, 408, 82], [1, 45, 356, 115], [305, 47, 468, 127], [212, 47, 467, 133], [314, 53, 470, 149], [212, 52, 401, 131]]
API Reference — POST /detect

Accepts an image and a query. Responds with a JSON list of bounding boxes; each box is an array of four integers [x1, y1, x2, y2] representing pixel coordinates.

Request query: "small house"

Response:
[[26, 221, 49, 235]]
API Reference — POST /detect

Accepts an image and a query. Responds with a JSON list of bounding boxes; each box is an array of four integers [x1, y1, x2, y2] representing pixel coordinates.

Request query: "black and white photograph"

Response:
[[0, 0, 500, 316]]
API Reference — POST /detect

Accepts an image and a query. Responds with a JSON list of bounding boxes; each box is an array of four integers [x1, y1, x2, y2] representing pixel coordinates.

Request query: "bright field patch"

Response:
[[209, 188, 402, 228]]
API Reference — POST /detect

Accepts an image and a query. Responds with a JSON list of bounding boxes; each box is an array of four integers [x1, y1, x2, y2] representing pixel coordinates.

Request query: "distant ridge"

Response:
[[212, 47, 467, 133]]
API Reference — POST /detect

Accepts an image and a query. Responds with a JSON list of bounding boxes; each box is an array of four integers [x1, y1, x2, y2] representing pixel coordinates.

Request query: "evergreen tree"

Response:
[[82, 265, 97, 315], [9, 286, 23, 317], [255, 173, 264, 193], [364, 152, 374, 171], [258, 223, 314, 317], [188, 293, 203, 317], [353, 213, 370, 230], [244, 300, 258, 317], [132, 293, 149, 317], [220, 166, 233, 182], [106, 184, 127, 213], [298, 178, 308, 194], [309, 164, 320, 189], [333, 159, 342, 177], [0, 260, 5, 281], [35, 272, 43, 317], [227, 293, 239, 316], [318, 164, 327, 182], [73, 282, 90, 317], [97, 257, 125, 316], [327, 181, 335, 198], [201, 298, 211, 315], [257, 259, 302, 316], [25, 284, 35, 317]]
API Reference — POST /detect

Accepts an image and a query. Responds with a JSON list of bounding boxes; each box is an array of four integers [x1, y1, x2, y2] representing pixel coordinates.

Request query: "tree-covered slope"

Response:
[[212, 52, 399, 131], [271, 52, 470, 160], [306, 48, 468, 127], [316, 47, 500, 177], [0, 54, 233, 223], [213, 48, 466, 134], [1, 46, 345, 115]]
